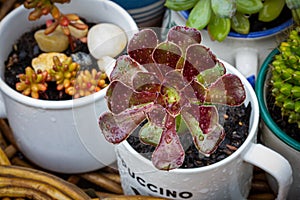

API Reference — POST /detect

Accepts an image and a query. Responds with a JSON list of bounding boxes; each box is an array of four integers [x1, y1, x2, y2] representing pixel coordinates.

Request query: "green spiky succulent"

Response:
[[271, 26, 300, 128]]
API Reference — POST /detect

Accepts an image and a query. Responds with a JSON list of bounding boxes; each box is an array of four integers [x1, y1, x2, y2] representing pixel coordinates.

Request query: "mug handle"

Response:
[[0, 92, 7, 118], [242, 143, 293, 200]]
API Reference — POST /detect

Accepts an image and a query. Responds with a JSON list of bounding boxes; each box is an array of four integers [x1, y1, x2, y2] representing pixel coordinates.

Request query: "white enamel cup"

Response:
[[115, 60, 292, 200], [0, 0, 138, 173]]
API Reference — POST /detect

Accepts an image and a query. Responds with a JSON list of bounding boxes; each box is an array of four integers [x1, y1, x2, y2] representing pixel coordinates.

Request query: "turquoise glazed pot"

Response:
[[256, 48, 300, 199]]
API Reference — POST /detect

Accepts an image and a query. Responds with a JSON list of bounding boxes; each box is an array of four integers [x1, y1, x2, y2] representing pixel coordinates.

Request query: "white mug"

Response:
[[115, 61, 292, 200], [0, 0, 138, 173]]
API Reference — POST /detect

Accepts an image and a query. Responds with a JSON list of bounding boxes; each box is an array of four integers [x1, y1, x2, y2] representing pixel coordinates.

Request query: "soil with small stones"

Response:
[[266, 84, 300, 142], [4, 22, 99, 100], [127, 103, 252, 168]]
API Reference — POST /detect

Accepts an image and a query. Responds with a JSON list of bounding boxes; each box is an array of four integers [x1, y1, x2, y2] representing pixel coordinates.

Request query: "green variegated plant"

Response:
[[165, 0, 299, 42], [98, 26, 246, 170]]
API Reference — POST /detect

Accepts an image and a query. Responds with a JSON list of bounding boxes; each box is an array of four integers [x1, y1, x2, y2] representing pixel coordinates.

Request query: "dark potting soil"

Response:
[[127, 103, 252, 169], [266, 84, 300, 142], [4, 22, 99, 100]]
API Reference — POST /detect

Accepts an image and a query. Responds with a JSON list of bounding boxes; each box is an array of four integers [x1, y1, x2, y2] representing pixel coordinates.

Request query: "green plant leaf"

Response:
[[236, 0, 263, 14], [231, 12, 250, 34], [258, 0, 285, 22], [211, 0, 236, 18], [164, 0, 199, 11], [207, 13, 231, 42], [186, 0, 211, 30], [139, 121, 163, 146]]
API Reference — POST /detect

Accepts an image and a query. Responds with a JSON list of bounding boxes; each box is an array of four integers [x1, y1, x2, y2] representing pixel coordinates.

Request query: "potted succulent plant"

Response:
[[256, 26, 300, 199], [98, 25, 293, 199], [0, 0, 138, 173], [162, 0, 295, 86]]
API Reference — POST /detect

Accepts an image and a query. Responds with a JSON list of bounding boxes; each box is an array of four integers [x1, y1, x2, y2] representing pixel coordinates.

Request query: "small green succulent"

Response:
[[49, 56, 80, 92], [16, 67, 49, 99], [271, 26, 300, 128], [66, 69, 108, 99]]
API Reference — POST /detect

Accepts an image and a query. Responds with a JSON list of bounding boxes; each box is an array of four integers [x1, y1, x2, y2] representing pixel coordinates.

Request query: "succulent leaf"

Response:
[[106, 81, 157, 114], [132, 72, 161, 93], [167, 26, 202, 53], [151, 115, 185, 170], [206, 74, 246, 106], [99, 103, 154, 144], [183, 80, 206, 104], [186, 0, 212, 30], [110, 55, 145, 86], [152, 41, 182, 75], [139, 121, 163, 146], [211, 0, 236, 18], [128, 29, 158, 65], [183, 44, 217, 82], [196, 61, 226, 86], [207, 12, 231, 42], [181, 105, 225, 155]]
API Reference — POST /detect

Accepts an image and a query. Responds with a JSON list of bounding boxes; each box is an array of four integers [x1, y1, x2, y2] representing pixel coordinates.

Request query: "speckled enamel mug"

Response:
[[0, 0, 138, 173], [115, 60, 292, 200]]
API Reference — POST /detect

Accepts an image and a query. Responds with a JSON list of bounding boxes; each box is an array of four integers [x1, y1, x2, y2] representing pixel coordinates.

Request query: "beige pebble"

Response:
[[34, 29, 69, 52], [32, 52, 67, 72], [57, 19, 88, 39]]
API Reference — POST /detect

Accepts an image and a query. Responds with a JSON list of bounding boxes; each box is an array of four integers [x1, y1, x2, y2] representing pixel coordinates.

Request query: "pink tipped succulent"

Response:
[[98, 26, 246, 170]]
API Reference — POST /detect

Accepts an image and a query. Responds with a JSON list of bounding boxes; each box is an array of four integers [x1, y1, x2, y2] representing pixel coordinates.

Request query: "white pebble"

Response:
[[87, 23, 127, 59]]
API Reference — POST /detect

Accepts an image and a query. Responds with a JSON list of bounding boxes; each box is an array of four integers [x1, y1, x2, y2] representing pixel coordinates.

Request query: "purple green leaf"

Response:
[[182, 80, 206, 104], [152, 41, 182, 75], [139, 121, 163, 146], [167, 26, 202, 52], [163, 70, 188, 91], [132, 71, 161, 93], [206, 74, 246, 106], [160, 85, 185, 117], [98, 103, 154, 144], [196, 61, 226, 86], [152, 114, 185, 170], [128, 29, 158, 65], [146, 104, 167, 127], [183, 44, 217, 82], [106, 81, 157, 114], [181, 105, 225, 156], [110, 55, 145, 86]]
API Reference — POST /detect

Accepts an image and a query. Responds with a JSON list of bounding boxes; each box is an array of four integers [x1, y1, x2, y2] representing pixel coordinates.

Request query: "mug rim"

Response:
[[256, 48, 300, 151], [179, 10, 293, 39], [0, 0, 137, 110], [119, 59, 260, 173]]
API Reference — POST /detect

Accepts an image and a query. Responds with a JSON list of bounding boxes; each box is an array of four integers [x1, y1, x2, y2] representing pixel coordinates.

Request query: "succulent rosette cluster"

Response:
[[98, 26, 246, 170]]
